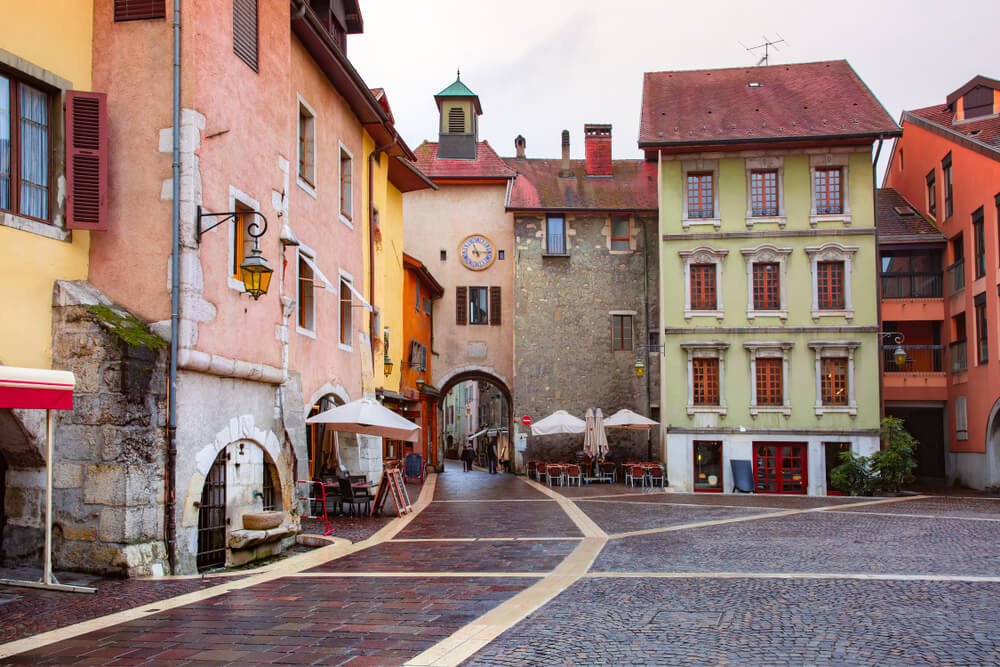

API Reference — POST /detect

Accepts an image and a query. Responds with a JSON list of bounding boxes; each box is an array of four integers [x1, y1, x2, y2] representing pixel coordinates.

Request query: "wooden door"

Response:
[[753, 442, 807, 494]]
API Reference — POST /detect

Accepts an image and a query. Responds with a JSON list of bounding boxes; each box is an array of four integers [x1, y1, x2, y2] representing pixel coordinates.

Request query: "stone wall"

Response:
[[513, 213, 660, 465]]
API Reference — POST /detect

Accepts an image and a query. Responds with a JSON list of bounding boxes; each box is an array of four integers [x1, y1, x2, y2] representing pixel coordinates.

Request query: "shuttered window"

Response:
[[233, 0, 259, 72], [817, 261, 845, 310], [468, 286, 489, 325], [66, 91, 108, 230], [490, 286, 501, 326], [689, 263, 717, 310], [448, 107, 465, 133], [692, 358, 719, 406], [455, 286, 467, 326], [114, 0, 165, 21]]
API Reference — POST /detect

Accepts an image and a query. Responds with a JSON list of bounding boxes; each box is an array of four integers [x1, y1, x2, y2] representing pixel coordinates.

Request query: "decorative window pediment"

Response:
[[741, 244, 792, 320], [679, 246, 728, 320], [744, 341, 793, 416], [681, 341, 729, 416], [808, 340, 861, 416], [805, 242, 858, 321]]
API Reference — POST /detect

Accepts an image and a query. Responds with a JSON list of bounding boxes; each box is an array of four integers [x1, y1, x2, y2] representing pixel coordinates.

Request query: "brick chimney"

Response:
[[514, 134, 526, 160], [584, 124, 612, 177], [559, 129, 572, 178]]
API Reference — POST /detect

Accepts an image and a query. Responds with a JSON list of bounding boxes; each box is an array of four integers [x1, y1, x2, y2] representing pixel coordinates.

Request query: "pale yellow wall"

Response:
[[0, 0, 93, 369]]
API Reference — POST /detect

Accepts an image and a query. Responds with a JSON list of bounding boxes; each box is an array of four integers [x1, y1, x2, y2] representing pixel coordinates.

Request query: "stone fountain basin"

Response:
[[242, 511, 285, 530]]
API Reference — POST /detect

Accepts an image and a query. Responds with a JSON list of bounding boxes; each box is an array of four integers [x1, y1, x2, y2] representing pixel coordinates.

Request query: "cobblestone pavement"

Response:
[[4, 467, 1000, 666]]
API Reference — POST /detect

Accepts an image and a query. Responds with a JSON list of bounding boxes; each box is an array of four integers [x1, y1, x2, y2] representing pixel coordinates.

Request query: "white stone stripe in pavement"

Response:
[[584, 571, 1000, 583]]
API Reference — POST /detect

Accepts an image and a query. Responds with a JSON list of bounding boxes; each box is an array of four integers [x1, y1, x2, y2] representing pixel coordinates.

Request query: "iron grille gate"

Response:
[[196, 450, 227, 570]]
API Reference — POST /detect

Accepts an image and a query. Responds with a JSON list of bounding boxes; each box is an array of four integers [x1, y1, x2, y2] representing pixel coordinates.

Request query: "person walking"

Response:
[[461, 443, 474, 472], [486, 437, 499, 475]]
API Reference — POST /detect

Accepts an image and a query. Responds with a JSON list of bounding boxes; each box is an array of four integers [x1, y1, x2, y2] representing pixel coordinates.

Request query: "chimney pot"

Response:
[[559, 129, 572, 177], [584, 124, 612, 178], [515, 134, 526, 160]]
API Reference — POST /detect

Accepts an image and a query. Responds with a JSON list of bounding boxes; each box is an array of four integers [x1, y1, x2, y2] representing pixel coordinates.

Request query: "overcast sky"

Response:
[[349, 0, 998, 176]]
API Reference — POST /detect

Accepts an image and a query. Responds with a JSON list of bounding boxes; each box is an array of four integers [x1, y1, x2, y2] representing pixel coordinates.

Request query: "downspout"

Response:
[[166, 0, 182, 574], [642, 211, 653, 461], [368, 135, 398, 366], [872, 137, 886, 426]]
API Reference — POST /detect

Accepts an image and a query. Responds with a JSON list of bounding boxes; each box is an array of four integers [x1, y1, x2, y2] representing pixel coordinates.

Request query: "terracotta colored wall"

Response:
[[401, 265, 437, 464]]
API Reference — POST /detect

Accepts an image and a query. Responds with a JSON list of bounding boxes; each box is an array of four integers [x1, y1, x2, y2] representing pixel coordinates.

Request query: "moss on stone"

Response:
[[86, 305, 167, 351]]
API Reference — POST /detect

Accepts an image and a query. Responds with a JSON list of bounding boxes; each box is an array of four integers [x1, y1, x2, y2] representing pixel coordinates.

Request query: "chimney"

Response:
[[514, 134, 526, 160], [559, 129, 572, 177], [584, 124, 612, 177]]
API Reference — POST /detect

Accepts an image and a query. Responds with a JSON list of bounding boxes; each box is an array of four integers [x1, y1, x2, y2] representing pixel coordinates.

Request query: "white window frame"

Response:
[[744, 157, 785, 228], [338, 142, 354, 228], [744, 341, 793, 417], [681, 341, 729, 416], [809, 153, 852, 227], [681, 159, 721, 230], [338, 269, 355, 351], [809, 340, 860, 416], [296, 243, 317, 338], [545, 214, 568, 255], [227, 186, 260, 294], [805, 242, 858, 321], [741, 244, 792, 321], [679, 246, 728, 320], [296, 94, 317, 198]]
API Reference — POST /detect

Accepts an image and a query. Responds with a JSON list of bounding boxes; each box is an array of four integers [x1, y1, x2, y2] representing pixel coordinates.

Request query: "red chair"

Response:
[[527, 460, 538, 480], [646, 464, 665, 488], [565, 464, 582, 487], [624, 465, 643, 488], [536, 462, 548, 485]]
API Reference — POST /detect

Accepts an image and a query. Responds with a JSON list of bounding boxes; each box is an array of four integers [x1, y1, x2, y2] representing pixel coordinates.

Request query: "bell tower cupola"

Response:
[[434, 69, 482, 159]]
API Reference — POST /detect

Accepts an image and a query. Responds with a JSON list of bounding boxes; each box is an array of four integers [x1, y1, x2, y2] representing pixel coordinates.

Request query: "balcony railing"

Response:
[[545, 234, 566, 255], [949, 339, 968, 373], [883, 345, 944, 372], [946, 259, 965, 295], [880, 272, 943, 299]]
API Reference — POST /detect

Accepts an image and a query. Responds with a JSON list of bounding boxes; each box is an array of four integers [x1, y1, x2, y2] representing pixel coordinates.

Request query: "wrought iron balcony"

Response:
[[882, 345, 944, 372]]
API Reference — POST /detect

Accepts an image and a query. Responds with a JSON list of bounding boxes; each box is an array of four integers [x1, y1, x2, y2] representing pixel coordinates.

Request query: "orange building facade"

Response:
[[884, 75, 1000, 489]]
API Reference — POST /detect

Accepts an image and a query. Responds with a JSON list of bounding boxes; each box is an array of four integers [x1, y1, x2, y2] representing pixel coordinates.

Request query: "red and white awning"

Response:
[[0, 366, 75, 411]]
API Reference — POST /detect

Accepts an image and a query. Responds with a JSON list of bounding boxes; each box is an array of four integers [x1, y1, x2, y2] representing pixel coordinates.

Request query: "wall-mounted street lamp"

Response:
[[634, 343, 664, 378], [881, 331, 908, 367], [196, 205, 273, 300]]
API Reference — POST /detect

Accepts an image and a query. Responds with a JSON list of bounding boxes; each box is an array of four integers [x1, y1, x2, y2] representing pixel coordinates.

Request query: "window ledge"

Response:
[[297, 176, 317, 200], [681, 217, 721, 231], [687, 406, 727, 416], [339, 214, 354, 229], [685, 310, 724, 321], [747, 310, 788, 321], [296, 326, 317, 340], [809, 214, 852, 227], [2, 212, 68, 242], [815, 406, 857, 417], [228, 277, 246, 293], [542, 252, 570, 258], [812, 309, 854, 321], [750, 406, 791, 417], [745, 216, 786, 229], [338, 342, 353, 352]]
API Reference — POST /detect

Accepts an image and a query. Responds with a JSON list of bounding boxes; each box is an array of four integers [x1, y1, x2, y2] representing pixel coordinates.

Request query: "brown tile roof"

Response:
[[504, 159, 658, 211], [907, 104, 1000, 154], [876, 188, 944, 245], [413, 141, 516, 181], [639, 60, 900, 150]]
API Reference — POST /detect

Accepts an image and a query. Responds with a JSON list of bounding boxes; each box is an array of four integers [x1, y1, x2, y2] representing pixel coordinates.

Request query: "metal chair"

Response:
[[646, 465, 665, 488], [599, 461, 616, 484], [536, 462, 547, 485], [527, 460, 538, 480], [624, 465, 643, 488], [338, 477, 371, 516], [565, 464, 582, 487], [547, 464, 565, 487]]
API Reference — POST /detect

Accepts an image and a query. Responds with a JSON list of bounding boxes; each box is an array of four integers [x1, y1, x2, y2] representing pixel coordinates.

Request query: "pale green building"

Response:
[[639, 61, 900, 495]]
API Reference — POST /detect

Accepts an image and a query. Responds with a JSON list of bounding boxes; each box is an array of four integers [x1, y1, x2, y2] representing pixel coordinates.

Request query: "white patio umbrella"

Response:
[[530, 409, 586, 436], [582, 408, 597, 457], [603, 408, 659, 430], [306, 398, 421, 442], [593, 408, 610, 460]]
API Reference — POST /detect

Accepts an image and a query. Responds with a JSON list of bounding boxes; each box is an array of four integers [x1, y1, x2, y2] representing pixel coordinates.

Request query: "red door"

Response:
[[753, 442, 807, 494]]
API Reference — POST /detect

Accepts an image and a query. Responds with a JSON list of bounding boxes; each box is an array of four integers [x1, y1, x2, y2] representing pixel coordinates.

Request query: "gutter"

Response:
[[166, 0, 181, 574], [872, 136, 886, 425], [638, 130, 903, 151]]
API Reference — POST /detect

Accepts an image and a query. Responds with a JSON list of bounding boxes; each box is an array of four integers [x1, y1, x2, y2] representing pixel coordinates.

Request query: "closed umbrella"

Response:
[[603, 408, 659, 430], [306, 398, 421, 442], [530, 410, 586, 435], [582, 408, 597, 458], [593, 408, 610, 460]]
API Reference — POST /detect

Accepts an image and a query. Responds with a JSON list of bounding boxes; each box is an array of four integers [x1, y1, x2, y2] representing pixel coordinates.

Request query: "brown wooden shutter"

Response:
[[490, 286, 501, 325], [456, 287, 467, 326], [233, 0, 259, 72], [114, 0, 165, 21], [65, 91, 108, 231]]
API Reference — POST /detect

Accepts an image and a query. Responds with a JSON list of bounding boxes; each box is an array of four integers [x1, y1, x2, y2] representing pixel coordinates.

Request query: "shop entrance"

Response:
[[753, 442, 807, 494], [196, 450, 227, 570]]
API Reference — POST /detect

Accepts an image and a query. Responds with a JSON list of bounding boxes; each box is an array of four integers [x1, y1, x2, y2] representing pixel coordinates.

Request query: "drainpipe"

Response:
[[642, 211, 653, 461], [368, 134, 398, 367], [872, 137, 886, 427], [165, 0, 182, 574]]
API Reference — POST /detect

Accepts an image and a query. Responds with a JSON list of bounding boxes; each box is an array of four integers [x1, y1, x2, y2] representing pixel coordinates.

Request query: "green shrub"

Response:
[[873, 416, 918, 494], [830, 451, 879, 496]]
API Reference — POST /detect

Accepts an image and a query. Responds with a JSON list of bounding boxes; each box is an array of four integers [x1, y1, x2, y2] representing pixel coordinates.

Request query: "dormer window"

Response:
[[963, 85, 994, 120]]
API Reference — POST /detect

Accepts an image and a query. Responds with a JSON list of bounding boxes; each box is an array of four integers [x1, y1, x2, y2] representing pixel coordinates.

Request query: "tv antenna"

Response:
[[740, 34, 787, 66]]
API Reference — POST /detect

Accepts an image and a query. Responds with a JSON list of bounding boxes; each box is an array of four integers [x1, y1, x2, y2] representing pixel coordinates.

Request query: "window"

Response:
[[926, 170, 937, 219], [409, 341, 428, 371], [955, 395, 968, 440], [689, 264, 717, 310], [232, 201, 254, 280], [973, 207, 985, 279], [440, 249, 447, 261], [611, 314, 634, 351], [233, 0, 258, 72], [693, 441, 723, 492], [942, 153, 953, 219], [756, 357, 783, 406], [813, 167, 842, 215], [546, 215, 566, 254], [339, 275, 353, 348], [339, 145, 353, 223], [817, 261, 845, 310], [610, 215, 630, 251], [750, 170, 778, 216], [880, 250, 943, 299], [297, 250, 315, 333], [297, 101, 315, 189], [415, 281, 421, 312], [1, 75, 50, 221], [806, 243, 857, 319], [752, 263, 780, 311], [686, 172, 714, 219], [423, 297, 432, 314], [810, 341, 859, 415], [692, 358, 719, 405], [468, 286, 488, 325], [261, 459, 279, 511], [114, 0, 165, 21], [975, 293, 988, 365], [948, 233, 966, 294]]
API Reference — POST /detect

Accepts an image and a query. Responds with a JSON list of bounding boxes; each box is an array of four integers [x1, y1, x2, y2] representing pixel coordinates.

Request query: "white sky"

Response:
[[349, 0, 998, 177]]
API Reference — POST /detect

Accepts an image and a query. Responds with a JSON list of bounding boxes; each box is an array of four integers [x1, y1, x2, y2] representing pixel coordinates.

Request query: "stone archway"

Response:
[[438, 369, 514, 472], [987, 398, 1000, 489]]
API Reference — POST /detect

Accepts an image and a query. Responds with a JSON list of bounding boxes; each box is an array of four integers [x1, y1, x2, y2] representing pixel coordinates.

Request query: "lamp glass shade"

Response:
[[634, 359, 645, 378], [240, 250, 273, 300], [383, 359, 393, 377], [893, 346, 907, 367]]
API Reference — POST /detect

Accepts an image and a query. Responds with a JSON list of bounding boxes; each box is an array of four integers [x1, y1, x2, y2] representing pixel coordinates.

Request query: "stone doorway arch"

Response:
[[987, 397, 1000, 489], [438, 369, 514, 472]]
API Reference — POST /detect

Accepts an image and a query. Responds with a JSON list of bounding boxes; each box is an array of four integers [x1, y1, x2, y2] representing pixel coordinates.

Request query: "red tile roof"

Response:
[[413, 141, 516, 181], [907, 104, 1000, 155], [504, 159, 657, 211], [639, 60, 900, 151], [876, 188, 944, 245]]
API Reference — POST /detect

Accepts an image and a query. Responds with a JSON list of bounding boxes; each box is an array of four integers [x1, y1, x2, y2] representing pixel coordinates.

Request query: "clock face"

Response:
[[459, 234, 496, 271]]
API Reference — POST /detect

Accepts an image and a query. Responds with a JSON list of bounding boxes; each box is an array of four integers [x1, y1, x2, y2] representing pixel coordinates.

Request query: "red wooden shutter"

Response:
[[490, 286, 501, 326], [456, 287, 467, 326], [233, 0, 259, 72], [66, 91, 108, 231], [114, 0, 165, 21]]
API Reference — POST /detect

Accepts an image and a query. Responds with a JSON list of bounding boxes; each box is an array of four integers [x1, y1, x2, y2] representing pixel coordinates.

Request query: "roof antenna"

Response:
[[739, 34, 787, 66], [456, 67, 461, 81]]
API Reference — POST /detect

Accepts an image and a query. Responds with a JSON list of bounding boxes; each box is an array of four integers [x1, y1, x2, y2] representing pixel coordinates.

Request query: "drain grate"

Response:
[[643, 609, 726, 627]]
